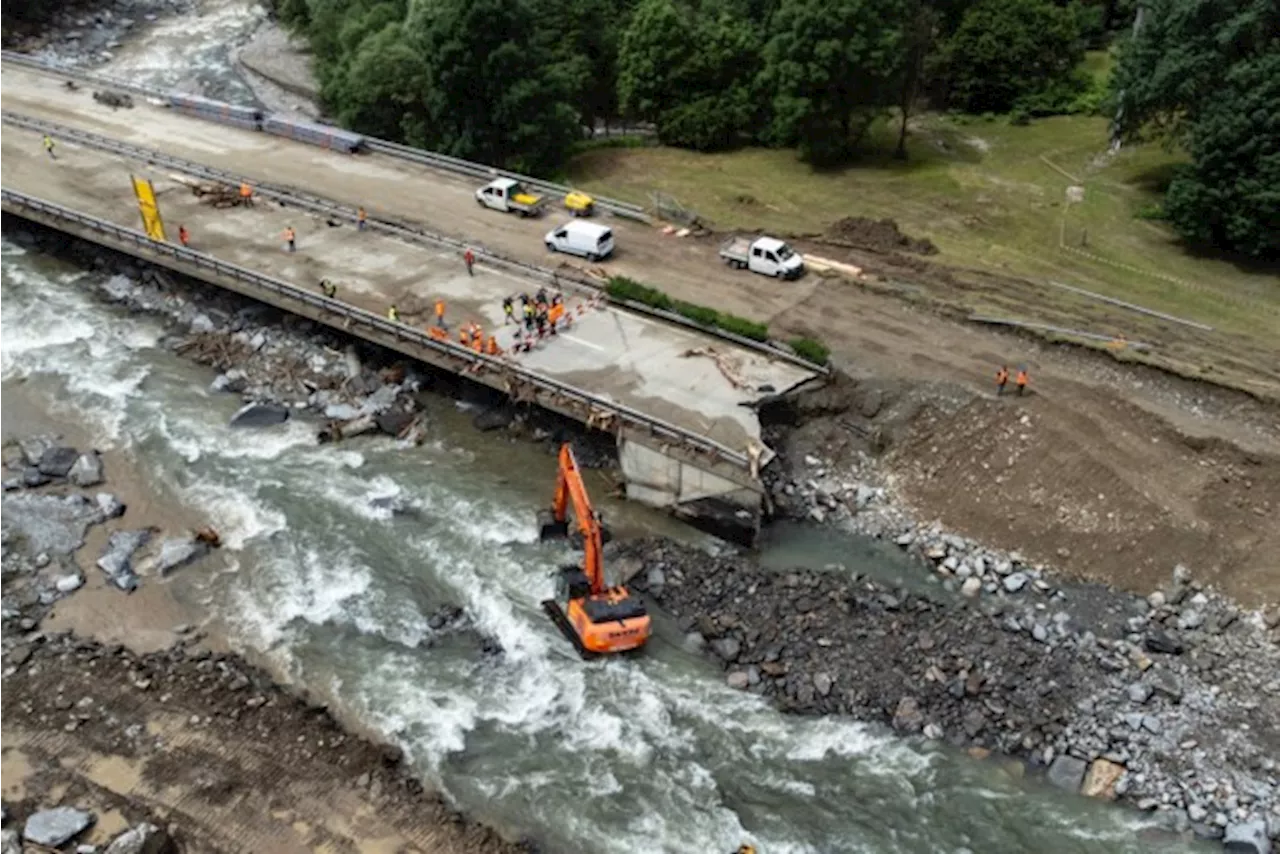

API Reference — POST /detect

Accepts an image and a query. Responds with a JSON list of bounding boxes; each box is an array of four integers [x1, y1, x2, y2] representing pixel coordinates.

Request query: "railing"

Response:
[[0, 49, 648, 222], [1, 110, 827, 375], [0, 188, 753, 471]]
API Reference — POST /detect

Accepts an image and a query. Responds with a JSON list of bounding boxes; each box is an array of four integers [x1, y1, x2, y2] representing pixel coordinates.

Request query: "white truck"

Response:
[[719, 235, 805, 279], [475, 178, 547, 217]]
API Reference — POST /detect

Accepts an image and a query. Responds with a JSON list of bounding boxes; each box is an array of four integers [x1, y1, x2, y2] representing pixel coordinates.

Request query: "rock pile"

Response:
[[620, 538, 1280, 852]]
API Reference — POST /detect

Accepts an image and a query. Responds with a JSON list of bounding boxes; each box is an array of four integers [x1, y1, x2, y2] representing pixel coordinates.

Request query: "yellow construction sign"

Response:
[[130, 174, 166, 242]]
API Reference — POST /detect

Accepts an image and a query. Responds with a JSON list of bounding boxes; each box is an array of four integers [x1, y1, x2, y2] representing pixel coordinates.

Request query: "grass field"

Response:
[[567, 111, 1280, 359]]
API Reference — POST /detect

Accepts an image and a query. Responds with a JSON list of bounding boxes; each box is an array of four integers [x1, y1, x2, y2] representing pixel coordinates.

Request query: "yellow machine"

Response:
[[564, 190, 595, 217]]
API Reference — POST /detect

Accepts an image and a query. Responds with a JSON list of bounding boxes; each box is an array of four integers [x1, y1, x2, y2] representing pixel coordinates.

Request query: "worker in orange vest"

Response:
[[995, 365, 1009, 396], [283, 226, 296, 252], [239, 182, 253, 206], [486, 335, 499, 356], [459, 326, 471, 347], [463, 248, 475, 276], [434, 299, 446, 328], [472, 333, 484, 353], [178, 224, 190, 247], [1015, 368, 1029, 396], [357, 206, 367, 231]]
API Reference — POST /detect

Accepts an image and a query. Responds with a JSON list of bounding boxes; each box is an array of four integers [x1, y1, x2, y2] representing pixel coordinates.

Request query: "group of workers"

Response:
[[504, 287, 568, 336], [995, 365, 1030, 396]]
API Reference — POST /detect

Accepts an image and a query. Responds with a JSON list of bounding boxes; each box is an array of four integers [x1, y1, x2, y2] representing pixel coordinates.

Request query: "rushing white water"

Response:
[[1, 240, 1203, 853]]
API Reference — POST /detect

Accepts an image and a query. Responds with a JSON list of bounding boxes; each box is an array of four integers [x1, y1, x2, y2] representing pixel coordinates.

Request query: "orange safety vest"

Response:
[[435, 300, 445, 318], [472, 336, 483, 353], [240, 183, 252, 198], [1016, 370, 1028, 386], [427, 326, 447, 341], [549, 304, 564, 325], [459, 328, 471, 346], [178, 227, 189, 244], [486, 336, 499, 355]]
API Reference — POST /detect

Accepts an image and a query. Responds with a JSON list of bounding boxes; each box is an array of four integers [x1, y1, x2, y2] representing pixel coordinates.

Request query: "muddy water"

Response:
[[0, 9, 1210, 851]]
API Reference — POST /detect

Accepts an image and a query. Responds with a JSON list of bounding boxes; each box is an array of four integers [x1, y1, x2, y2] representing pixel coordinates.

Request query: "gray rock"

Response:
[[323, 403, 361, 421], [55, 572, 86, 593], [96, 529, 152, 591], [1031, 623, 1049, 643], [711, 637, 741, 662], [2, 492, 101, 554], [360, 384, 401, 416], [210, 369, 248, 394], [2, 477, 22, 492], [229, 402, 290, 428], [1047, 755, 1087, 792], [813, 672, 833, 697], [1149, 670, 1183, 703], [22, 467, 50, 488], [1002, 572, 1028, 593], [1223, 819, 1269, 854], [68, 452, 104, 487], [1144, 630, 1185, 655], [1177, 609, 1205, 631], [960, 576, 982, 597], [19, 435, 57, 466], [1127, 682, 1153, 705], [146, 536, 210, 577], [1, 828, 18, 854], [23, 807, 94, 847], [104, 822, 172, 854], [726, 670, 750, 690], [188, 313, 215, 333], [895, 532, 914, 547], [38, 446, 81, 477], [1141, 715, 1161, 735], [892, 696, 924, 733], [375, 409, 416, 437], [922, 723, 944, 740], [472, 407, 515, 432], [1123, 713, 1145, 731], [96, 492, 126, 520], [1187, 804, 1208, 823], [1172, 563, 1192, 585]]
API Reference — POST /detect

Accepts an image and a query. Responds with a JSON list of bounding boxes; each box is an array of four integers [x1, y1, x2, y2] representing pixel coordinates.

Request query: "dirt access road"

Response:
[[3, 63, 1278, 604]]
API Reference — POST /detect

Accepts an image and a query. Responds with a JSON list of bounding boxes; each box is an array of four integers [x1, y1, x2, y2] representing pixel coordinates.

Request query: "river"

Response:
[[0, 9, 1204, 851]]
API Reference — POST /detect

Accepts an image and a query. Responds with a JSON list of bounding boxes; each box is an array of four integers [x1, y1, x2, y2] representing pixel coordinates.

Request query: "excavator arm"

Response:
[[546, 444, 605, 593]]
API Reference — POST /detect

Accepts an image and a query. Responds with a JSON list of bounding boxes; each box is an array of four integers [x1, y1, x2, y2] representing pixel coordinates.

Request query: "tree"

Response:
[[1113, 0, 1279, 258], [326, 22, 429, 142], [404, 0, 581, 174], [762, 0, 906, 165], [533, 0, 633, 133], [617, 0, 765, 149], [940, 0, 1086, 113]]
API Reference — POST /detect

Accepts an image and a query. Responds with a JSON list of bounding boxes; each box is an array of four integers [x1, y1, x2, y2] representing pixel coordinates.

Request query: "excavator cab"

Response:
[[538, 444, 651, 658]]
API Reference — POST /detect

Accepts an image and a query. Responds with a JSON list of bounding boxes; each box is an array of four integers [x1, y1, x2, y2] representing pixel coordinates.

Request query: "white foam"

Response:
[[181, 481, 287, 551], [230, 544, 373, 648]]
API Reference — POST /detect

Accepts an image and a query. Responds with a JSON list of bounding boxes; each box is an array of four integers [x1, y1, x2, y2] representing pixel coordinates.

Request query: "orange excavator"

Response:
[[538, 443, 651, 657]]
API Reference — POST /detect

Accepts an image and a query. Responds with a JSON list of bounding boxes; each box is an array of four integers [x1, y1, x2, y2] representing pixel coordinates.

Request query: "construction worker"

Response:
[[434, 299, 446, 328], [283, 226, 296, 253], [387, 304, 400, 322], [735, 846, 757, 854], [459, 325, 472, 347], [472, 331, 484, 353], [43, 135, 56, 160], [502, 295, 514, 325], [523, 301, 535, 331], [239, 182, 253, 207], [177, 224, 190, 248], [486, 335, 499, 356], [463, 248, 475, 276], [995, 365, 1009, 396], [319, 278, 337, 298], [357, 206, 367, 231], [536, 286, 548, 306], [548, 300, 564, 332], [1015, 368, 1029, 396]]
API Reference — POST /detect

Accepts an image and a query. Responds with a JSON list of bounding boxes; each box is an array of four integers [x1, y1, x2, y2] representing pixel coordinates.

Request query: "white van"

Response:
[[545, 220, 615, 262]]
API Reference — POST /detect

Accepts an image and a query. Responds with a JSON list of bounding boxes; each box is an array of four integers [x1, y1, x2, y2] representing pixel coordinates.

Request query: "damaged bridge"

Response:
[[0, 59, 821, 539]]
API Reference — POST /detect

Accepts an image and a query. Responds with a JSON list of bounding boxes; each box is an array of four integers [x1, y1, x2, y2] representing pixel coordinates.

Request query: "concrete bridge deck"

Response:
[[0, 64, 820, 532]]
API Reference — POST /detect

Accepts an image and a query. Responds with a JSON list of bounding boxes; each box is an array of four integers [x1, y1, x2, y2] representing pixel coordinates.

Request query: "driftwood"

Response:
[[681, 346, 749, 390]]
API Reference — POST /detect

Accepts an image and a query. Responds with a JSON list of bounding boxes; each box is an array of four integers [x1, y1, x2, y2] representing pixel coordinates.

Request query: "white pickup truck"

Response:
[[719, 236, 805, 279], [475, 178, 547, 217]]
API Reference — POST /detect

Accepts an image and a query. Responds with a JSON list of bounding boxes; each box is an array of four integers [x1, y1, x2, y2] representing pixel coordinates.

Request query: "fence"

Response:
[[0, 188, 754, 472]]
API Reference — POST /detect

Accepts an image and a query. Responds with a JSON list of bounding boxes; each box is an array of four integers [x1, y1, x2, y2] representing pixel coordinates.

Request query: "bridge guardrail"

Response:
[[0, 50, 649, 222], [0, 188, 753, 471], [1, 109, 827, 376]]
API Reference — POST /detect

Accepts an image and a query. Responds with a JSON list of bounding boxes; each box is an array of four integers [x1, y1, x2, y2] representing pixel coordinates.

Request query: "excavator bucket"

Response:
[[537, 509, 568, 541]]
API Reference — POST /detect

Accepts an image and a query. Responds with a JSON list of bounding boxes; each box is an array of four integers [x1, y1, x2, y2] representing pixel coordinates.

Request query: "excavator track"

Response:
[[541, 599, 598, 660]]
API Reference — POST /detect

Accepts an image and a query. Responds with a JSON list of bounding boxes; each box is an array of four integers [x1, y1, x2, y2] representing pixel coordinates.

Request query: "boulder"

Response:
[[726, 670, 750, 690], [104, 823, 174, 854], [96, 529, 152, 591], [1223, 819, 1269, 854], [375, 409, 416, 438], [18, 435, 57, 466], [1002, 572, 1029, 593], [137, 536, 210, 577], [359, 384, 400, 416], [38, 445, 81, 477], [23, 807, 94, 847], [1, 828, 18, 854], [1144, 630, 1185, 655], [55, 572, 86, 593], [2, 492, 101, 554], [210, 369, 248, 394], [229, 402, 290, 428], [68, 451, 105, 486], [1080, 758, 1125, 800], [323, 403, 361, 421], [711, 637, 741, 663], [1046, 755, 1087, 793], [891, 696, 924, 734], [96, 492, 126, 520], [960, 576, 982, 597], [813, 672, 833, 697], [22, 467, 50, 488], [472, 407, 515, 432]]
